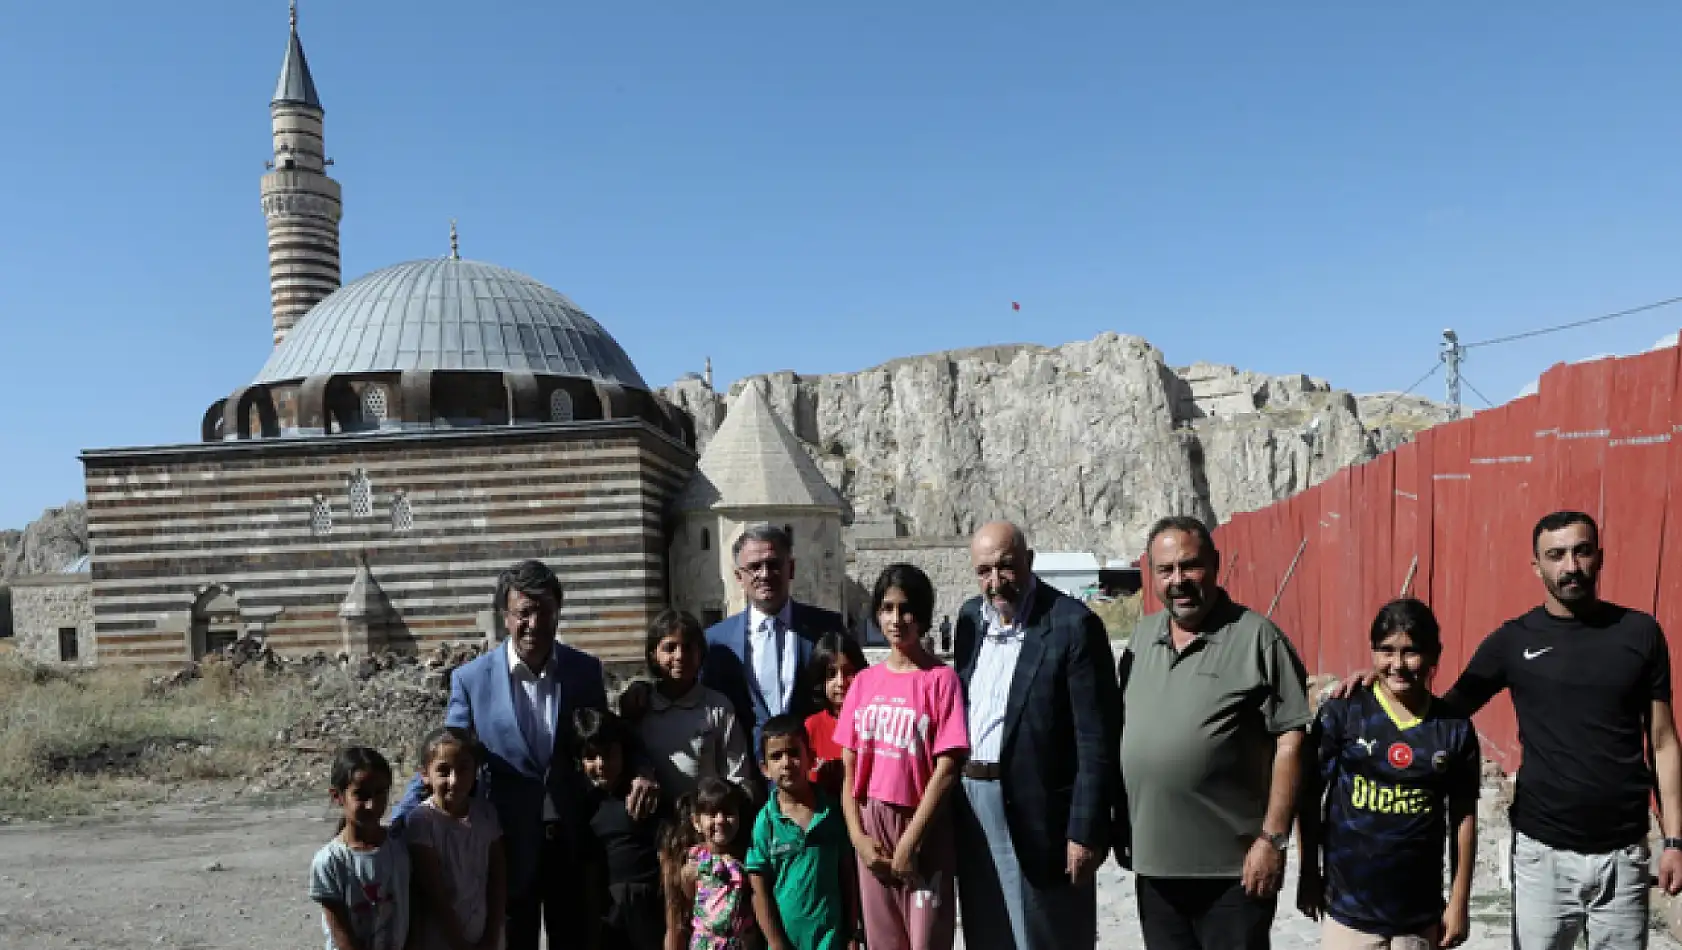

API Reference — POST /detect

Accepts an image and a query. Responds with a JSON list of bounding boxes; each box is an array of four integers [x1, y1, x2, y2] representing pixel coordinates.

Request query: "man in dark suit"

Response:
[[702, 523, 848, 750], [393, 559, 656, 950], [954, 521, 1120, 950]]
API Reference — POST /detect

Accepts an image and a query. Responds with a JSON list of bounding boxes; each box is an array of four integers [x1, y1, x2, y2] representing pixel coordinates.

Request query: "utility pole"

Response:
[[1441, 328, 1463, 419]]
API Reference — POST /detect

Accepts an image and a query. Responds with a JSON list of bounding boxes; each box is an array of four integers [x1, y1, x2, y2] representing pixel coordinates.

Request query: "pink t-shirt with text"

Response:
[[833, 661, 969, 809]]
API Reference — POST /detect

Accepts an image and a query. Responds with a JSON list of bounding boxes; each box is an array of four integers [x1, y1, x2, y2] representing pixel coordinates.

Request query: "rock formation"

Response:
[[1, 502, 90, 637], [663, 332, 1451, 557], [1, 502, 89, 582]]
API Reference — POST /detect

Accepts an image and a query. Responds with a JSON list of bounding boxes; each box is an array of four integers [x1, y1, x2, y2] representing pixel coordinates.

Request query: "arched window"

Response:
[[549, 388, 574, 423], [310, 495, 333, 536], [700, 527, 711, 551], [391, 492, 413, 533], [361, 387, 388, 425], [348, 470, 373, 518]]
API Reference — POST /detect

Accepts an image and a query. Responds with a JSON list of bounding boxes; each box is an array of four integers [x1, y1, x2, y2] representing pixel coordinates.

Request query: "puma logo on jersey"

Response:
[[1523, 647, 1554, 660], [1354, 737, 1376, 756]]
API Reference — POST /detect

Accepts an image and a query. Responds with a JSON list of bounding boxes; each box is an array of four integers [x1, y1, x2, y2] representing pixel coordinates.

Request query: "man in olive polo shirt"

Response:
[[1118, 515, 1311, 950]]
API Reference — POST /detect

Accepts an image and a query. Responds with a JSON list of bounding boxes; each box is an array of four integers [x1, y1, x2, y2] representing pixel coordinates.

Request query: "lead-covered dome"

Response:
[[255, 258, 650, 390]]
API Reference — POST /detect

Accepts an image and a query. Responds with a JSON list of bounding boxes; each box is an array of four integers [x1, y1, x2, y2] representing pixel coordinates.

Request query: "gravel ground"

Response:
[[0, 795, 1675, 949]]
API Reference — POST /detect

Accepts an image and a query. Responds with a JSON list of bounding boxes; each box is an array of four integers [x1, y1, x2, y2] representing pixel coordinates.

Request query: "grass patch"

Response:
[[0, 657, 317, 820]]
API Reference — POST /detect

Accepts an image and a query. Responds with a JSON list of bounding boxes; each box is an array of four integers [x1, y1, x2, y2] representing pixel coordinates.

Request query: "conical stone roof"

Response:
[[676, 383, 843, 513], [339, 559, 392, 620]]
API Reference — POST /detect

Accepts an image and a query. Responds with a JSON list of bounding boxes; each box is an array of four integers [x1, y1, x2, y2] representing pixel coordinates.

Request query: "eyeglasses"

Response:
[[737, 558, 787, 576], [503, 605, 552, 623]]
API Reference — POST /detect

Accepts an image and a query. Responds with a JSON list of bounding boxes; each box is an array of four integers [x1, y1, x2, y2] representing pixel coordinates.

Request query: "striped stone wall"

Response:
[[82, 421, 694, 667]]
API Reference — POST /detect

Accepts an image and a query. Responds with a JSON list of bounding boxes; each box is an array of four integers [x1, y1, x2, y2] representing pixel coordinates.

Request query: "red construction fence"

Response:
[[1142, 339, 1682, 770]]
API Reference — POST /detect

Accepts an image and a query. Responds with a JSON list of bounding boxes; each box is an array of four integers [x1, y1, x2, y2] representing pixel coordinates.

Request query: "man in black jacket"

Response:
[[953, 521, 1120, 950]]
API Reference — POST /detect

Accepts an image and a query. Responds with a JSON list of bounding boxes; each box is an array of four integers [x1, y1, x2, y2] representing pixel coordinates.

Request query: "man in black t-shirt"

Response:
[[1336, 510, 1682, 949]]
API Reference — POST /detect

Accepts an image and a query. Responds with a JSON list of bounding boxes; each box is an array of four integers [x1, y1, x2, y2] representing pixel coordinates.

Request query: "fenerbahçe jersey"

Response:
[[1313, 685, 1480, 937]]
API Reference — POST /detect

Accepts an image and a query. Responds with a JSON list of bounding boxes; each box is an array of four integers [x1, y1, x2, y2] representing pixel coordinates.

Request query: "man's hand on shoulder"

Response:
[[1325, 670, 1377, 702]]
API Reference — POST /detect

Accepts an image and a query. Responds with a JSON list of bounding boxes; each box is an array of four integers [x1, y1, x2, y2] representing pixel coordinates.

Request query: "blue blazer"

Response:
[[394, 641, 606, 900], [953, 582, 1121, 886], [702, 601, 847, 750]]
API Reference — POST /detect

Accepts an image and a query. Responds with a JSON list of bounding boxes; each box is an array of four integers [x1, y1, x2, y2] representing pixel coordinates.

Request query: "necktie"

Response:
[[756, 617, 785, 716]]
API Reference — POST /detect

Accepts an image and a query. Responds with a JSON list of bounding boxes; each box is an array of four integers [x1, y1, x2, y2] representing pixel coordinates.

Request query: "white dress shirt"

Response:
[[746, 600, 797, 716], [967, 580, 1036, 763], [506, 642, 561, 820]]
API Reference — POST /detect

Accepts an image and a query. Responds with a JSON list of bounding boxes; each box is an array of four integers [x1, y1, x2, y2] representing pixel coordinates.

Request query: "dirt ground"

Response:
[[3, 794, 1678, 950]]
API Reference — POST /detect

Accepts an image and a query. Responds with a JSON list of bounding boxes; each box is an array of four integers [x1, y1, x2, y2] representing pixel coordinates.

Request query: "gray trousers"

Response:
[[1510, 830, 1650, 950], [956, 777, 1097, 950]]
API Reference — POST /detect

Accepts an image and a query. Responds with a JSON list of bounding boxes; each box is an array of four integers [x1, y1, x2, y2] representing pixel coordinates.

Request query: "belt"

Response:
[[964, 761, 1002, 781], [543, 822, 568, 841]]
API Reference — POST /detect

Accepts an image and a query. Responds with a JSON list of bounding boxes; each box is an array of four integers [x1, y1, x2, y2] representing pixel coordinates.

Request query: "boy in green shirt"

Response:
[[746, 714, 856, 950]]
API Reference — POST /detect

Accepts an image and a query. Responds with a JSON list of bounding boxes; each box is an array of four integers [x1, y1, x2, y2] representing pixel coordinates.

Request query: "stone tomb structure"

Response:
[[670, 383, 846, 624], [9, 557, 95, 666]]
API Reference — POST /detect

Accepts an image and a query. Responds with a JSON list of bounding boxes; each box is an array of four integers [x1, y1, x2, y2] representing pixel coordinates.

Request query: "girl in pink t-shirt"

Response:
[[836, 563, 968, 950]]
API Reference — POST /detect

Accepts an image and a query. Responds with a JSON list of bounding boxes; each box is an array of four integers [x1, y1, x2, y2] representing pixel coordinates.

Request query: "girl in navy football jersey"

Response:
[[1297, 599, 1480, 950]]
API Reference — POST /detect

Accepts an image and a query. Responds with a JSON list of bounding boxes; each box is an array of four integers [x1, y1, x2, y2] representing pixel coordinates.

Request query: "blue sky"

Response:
[[3, 2, 1682, 529]]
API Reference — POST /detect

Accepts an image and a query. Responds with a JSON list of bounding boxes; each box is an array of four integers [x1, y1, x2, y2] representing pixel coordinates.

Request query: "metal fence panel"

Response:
[[1601, 347, 1678, 614], [1429, 418, 1476, 676], [1546, 358, 1616, 522]]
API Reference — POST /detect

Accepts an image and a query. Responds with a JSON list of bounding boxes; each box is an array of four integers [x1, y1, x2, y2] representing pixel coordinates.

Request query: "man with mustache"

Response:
[[1118, 516, 1311, 950], [1334, 510, 1682, 948], [952, 521, 1120, 950]]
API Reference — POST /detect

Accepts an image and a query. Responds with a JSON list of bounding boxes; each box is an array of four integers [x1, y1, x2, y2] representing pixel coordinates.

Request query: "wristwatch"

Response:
[[1663, 837, 1682, 852], [1263, 831, 1290, 853]]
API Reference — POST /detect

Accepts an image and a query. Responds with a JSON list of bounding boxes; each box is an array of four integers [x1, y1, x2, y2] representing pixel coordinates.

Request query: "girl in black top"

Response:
[[576, 708, 667, 950]]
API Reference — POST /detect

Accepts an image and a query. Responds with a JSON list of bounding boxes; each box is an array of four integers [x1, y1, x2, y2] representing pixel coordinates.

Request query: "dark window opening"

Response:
[[58, 627, 79, 662], [784, 524, 794, 546], [205, 630, 238, 655], [701, 528, 711, 551]]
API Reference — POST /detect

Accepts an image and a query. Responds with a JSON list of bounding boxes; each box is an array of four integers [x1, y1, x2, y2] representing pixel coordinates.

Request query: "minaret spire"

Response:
[[261, 0, 342, 346], [450, 220, 460, 260]]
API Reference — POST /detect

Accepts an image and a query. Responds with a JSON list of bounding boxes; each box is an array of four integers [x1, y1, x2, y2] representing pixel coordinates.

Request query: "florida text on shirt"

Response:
[[851, 696, 931, 759]]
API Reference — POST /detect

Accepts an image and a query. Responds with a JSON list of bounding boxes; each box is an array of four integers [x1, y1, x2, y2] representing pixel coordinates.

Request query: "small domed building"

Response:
[[65, 8, 711, 665]]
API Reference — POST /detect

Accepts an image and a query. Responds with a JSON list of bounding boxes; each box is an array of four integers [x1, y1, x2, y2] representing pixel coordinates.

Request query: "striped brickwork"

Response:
[[262, 100, 342, 346], [82, 422, 694, 667]]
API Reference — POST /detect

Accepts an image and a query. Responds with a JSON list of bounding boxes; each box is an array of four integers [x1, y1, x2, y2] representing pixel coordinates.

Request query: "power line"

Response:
[[1461, 375, 1497, 408], [1463, 295, 1682, 350], [1369, 360, 1443, 422]]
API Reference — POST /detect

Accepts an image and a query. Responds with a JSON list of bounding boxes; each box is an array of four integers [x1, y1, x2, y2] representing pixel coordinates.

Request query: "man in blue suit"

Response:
[[953, 521, 1121, 950], [394, 559, 656, 950], [702, 524, 848, 751]]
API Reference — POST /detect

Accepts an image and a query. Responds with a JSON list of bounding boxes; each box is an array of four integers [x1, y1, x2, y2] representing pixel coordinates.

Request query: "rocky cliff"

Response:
[[1, 502, 89, 582], [663, 332, 1451, 557], [1, 502, 90, 636]]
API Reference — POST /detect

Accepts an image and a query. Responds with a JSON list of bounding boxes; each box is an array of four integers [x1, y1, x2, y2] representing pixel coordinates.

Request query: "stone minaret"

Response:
[[260, 1, 342, 346]]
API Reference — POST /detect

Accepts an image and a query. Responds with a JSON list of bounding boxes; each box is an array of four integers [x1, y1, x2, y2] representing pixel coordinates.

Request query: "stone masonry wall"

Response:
[[11, 577, 94, 665], [850, 537, 974, 636]]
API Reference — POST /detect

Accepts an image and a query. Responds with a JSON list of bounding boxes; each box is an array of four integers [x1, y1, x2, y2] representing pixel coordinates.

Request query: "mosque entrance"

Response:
[[190, 585, 242, 659]]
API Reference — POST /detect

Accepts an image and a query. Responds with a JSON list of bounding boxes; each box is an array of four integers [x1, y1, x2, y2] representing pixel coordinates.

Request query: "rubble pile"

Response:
[[147, 638, 488, 795]]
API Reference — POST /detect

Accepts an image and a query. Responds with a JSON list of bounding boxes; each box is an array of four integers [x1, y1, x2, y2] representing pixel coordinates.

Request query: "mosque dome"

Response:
[[254, 258, 650, 390]]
